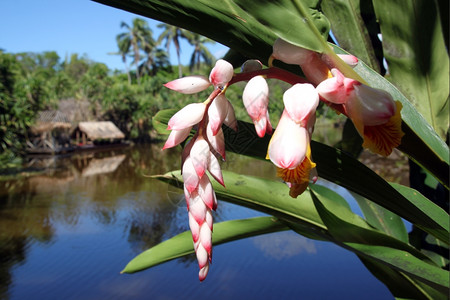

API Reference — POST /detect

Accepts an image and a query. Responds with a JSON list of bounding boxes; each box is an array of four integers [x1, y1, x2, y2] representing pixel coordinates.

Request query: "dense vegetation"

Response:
[[0, 17, 340, 169], [0, 19, 217, 167]]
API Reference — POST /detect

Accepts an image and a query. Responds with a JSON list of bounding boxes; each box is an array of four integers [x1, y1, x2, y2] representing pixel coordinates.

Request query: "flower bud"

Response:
[[268, 110, 308, 169], [272, 38, 312, 65], [168, 103, 206, 130], [209, 59, 234, 89], [164, 75, 211, 94], [350, 84, 397, 126], [283, 83, 319, 124]]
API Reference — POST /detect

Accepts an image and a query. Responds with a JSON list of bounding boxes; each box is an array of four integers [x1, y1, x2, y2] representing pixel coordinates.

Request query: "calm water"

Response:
[[0, 144, 392, 300]]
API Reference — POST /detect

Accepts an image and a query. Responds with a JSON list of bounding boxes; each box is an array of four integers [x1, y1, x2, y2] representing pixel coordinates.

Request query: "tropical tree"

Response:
[[187, 33, 215, 72], [139, 45, 170, 76], [157, 23, 190, 78], [116, 18, 155, 84]]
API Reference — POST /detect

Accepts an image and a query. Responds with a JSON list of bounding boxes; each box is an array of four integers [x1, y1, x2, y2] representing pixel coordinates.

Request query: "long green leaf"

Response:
[[122, 216, 288, 273], [372, 0, 449, 140], [309, 185, 435, 264], [94, 0, 276, 64], [151, 170, 448, 296], [321, 0, 381, 71], [347, 243, 449, 295], [351, 192, 408, 243], [359, 256, 447, 300], [310, 188, 449, 295], [232, 0, 330, 52]]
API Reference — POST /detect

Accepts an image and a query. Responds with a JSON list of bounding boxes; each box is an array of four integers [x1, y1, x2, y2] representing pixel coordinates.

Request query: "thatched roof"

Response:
[[77, 121, 125, 140], [31, 110, 72, 134]]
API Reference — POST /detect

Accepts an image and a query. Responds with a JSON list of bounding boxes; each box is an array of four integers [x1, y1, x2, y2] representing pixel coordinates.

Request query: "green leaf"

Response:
[[321, 0, 381, 72], [156, 170, 327, 232], [94, 0, 277, 65], [351, 192, 408, 243], [152, 108, 176, 135], [122, 216, 288, 273], [310, 188, 449, 295], [347, 243, 449, 295], [232, 0, 330, 52], [312, 141, 449, 245], [359, 256, 447, 299], [372, 0, 449, 140], [151, 170, 448, 296], [309, 185, 434, 263], [390, 183, 450, 244]]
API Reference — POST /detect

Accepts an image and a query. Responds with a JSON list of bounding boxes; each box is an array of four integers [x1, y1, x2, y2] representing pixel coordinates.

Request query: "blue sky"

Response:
[[0, 0, 229, 71]]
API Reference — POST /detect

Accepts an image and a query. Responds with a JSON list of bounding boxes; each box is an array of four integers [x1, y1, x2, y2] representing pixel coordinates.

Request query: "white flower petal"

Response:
[[168, 103, 206, 130], [164, 75, 211, 94]]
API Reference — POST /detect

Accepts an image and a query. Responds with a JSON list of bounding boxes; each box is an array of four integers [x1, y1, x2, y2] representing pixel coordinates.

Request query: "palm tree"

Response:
[[157, 24, 190, 78], [187, 33, 215, 72], [116, 18, 155, 84], [114, 35, 132, 84], [139, 46, 171, 76]]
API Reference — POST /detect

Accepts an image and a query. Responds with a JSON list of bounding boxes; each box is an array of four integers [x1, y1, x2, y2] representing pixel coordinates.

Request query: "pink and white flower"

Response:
[[242, 75, 272, 137]]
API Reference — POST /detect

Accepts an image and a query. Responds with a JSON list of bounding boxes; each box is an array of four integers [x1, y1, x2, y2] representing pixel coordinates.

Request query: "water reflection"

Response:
[[252, 231, 317, 259], [0, 144, 392, 299]]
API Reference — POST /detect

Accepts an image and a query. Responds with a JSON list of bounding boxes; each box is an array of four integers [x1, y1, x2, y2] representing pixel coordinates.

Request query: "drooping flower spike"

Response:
[[163, 59, 233, 281]]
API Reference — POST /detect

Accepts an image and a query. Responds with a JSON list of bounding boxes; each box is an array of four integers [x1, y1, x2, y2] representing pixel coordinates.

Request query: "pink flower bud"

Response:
[[162, 126, 192, 150], [195, 243, 209, 268], [188, 211, 200, 242], [350, 84, 397, 126], [168, 103, 206, 130], [268, 110, 308, 169], [182, 156, 200, 193], [207, 152, 224, 187], [321, 53, 359, 69], [197, 175, 215, 210], [209, 59, 234, 88], [207, 94, 229, 135], [316, 68, 357, 104], [188, 193, 207, 224], [223, 100, 238, 131], [283, 83, 319, 124], [198, 263, 210, 281], [206, 124, 226, 159], [337, 54, 359, 67], [164, 75, 211, 94], [243, 75, 269, 121], [272, 38, 312, 65], [190, 137, 210, 178]]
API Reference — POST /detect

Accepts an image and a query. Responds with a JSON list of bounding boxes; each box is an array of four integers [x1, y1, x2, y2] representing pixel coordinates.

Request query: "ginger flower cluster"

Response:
[[162, 38, 404, 281]]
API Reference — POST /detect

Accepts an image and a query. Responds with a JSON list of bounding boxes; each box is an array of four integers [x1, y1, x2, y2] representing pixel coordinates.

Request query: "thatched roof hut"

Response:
[[74, 121, 125, 145], [31, 110, 72, 134], [27, 110, 73, 154]]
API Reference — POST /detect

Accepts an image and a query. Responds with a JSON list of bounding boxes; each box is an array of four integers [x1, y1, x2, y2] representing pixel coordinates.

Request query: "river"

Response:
[[0, 144, 393, 299]]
